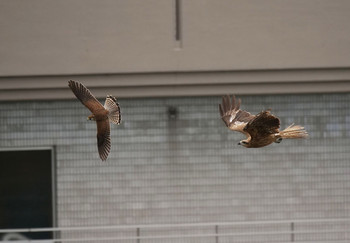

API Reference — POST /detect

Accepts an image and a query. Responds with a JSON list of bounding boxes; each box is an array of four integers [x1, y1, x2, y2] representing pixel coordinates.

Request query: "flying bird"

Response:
[[219, 95, 308, 148], [68, 80, 121, 161]]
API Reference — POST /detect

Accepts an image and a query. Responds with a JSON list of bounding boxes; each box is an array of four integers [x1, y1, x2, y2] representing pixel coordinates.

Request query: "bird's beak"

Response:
[[237, 142, 241, 145]]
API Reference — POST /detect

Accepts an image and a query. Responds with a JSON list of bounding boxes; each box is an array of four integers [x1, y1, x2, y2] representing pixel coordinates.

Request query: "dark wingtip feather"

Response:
[[231, 95, 236, 110], [68, 80, 78, 89], [97, 133, 111, 161], [236, 98, 241, 110], [219, 104, 224, 117], [222, 95, 230, 112]]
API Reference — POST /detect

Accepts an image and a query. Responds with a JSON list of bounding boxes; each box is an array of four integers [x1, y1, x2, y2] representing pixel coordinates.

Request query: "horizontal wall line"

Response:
[[0, 68, 349, 100]]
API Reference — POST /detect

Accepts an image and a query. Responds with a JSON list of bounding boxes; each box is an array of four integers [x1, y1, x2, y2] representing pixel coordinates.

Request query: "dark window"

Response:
[[0, 149, 53, 240]]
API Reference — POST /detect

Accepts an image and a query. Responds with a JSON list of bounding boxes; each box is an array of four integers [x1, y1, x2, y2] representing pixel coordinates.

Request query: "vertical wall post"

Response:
[[174, 0, 182, 48], [136, 227, 140, 243]]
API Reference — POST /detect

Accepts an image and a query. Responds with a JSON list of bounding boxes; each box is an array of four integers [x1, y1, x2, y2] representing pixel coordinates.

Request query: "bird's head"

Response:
[[238, 140, 249, 147], [87, 115, 95, 121]]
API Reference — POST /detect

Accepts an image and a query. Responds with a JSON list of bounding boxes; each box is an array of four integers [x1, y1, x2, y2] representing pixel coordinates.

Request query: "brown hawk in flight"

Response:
[[68, 80, 121, 161], [219, 95, 308, 148]]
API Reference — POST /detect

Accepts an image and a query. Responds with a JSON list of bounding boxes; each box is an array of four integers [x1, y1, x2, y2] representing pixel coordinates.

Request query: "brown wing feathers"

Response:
[[244, 111, 280, 137], [219, 95, 239, 127], [69, 80, 116, 161], [96, 120, 111, 161], [68, 80, 104, 113], [219, 95, 254, 129]]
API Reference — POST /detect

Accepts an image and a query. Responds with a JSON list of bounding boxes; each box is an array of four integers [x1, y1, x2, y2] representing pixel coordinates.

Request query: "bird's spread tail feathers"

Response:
[[104, 95, 121, 124], [278, 124, 308, 139]]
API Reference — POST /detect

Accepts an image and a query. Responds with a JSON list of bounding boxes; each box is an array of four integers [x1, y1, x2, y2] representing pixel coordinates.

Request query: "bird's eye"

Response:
[[239, 141, 248, 145]]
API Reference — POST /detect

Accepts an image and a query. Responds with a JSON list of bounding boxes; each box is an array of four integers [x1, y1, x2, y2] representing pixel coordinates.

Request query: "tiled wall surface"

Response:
[[1, 93, 350, 242]]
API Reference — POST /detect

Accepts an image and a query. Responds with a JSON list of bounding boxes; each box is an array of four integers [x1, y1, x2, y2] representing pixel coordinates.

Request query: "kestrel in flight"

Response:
[[68, 80, 121, 161], [219, 95, 308, 148]]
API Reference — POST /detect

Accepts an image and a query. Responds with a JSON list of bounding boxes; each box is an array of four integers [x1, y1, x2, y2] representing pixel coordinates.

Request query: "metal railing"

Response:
[[0, 218, 349, 242]]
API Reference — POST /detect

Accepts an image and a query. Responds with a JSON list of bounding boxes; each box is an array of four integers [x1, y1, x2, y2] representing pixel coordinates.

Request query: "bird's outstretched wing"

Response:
[[244, 110, 280, 141], [96, 119, 111, 161], [68, 80, 104, 114], [219, 95, 255, 134]]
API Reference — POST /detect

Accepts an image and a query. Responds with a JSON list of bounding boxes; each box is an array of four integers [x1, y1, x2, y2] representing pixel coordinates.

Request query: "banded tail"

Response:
[[278, 124, 308, 139], [104, 95, 121, 124]]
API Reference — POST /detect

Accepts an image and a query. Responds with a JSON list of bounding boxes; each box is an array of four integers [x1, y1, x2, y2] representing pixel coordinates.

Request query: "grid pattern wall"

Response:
[[1, 93, 350, 242]]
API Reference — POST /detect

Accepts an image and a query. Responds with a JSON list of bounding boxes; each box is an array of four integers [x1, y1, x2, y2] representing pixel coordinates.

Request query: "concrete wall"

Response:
[[1, 0, 350, 100], [1, 0, 350, 75], [0, 0, 350, 76], [1, 93, 350, 241]]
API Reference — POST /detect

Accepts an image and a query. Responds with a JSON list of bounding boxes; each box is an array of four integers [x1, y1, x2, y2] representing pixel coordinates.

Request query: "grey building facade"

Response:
[[1, 1, 350, 242], [1, 94, 350, 242]]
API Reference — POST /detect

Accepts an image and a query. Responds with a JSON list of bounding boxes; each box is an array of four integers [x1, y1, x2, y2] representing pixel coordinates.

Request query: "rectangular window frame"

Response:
[[0, 146, 57, 237]]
